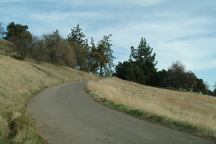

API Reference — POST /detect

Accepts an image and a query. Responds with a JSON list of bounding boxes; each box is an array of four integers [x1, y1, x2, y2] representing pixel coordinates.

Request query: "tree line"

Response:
[[0, 22, 114, 76], [0, 22, 215, 96], [114, 38, 216, 96]]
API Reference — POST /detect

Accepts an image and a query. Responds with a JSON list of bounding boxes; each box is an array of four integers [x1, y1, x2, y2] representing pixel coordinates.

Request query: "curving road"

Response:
[[28, 81, 212, 144]]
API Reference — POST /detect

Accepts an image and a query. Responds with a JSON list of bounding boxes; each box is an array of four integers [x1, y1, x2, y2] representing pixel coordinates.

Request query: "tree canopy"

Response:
[[115, 38, 157, 85], [5, 22, 29, 40]]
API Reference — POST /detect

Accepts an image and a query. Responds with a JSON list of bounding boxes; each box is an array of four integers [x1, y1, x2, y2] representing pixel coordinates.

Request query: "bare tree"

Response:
[[14, 31, 33, 59], [0, 23, 4, 37]]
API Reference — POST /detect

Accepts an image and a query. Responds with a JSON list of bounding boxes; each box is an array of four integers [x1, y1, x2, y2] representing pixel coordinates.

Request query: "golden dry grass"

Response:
[[87, 77, 216, 138], [0, 55, 96, 143], [0, 40, 14, 55]]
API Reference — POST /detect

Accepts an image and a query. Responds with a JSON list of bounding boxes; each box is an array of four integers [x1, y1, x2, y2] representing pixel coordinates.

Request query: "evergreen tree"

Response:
[[5, 22, 32, 59], [97, 35, 114, 76], [213, 89, 216, 97], [5, 22, 29, 40], [115, 61, 135, 81], [132, 37, 157, 85], [213, 83, 216, 96], [115, 37, 157, 85], [88, 37, 99, 73], [132, 38, 156, 64], [67, 25, 88, 70], [67, 24, 85, 46]]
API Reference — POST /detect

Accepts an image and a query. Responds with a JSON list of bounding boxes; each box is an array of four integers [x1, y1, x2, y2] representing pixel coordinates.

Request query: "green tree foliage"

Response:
[[4, 22, 32, 59], [87, 35, 114, 76], [159, 61, 209, 93], [67, 24, 86, 46], [5, 22, 29, 40], [212, 83, 216, 96], [96, 35, 114, 76], [213, 89, 216, 97], [67, 25, 88, 70], [115, 39, 211, 95], [88, 38, 99, 73], [115, 37, 157, 85], [165, 61, 186, 89], [115, 61, 135, 81]]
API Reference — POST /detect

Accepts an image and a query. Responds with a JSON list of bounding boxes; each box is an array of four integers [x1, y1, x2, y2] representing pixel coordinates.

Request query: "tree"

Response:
[[115, 38, 157, 85], [213, 83, 216, 96], [138, 38, 157, 85], [67, 24, 85, 46], [156, 69, 167, 87], [0, 23, 4, 38], [14, 31, 33, 59], [5, 22, 28, 40], [132, 38, 156, 65], [67, 25, 88, 70], [30, 36, 46, 62], [42, 30, 67, 64], [161, 61, 210, 93], [164, 61, 186, 89], [164, 61, 198, 91], [115, 61, 135, 81], [96, 35, 114, 76], [88, 38, 99, 73], [213, 89, 216, 97], [30, 32, 77, 66], [4, 22, 32, 59]]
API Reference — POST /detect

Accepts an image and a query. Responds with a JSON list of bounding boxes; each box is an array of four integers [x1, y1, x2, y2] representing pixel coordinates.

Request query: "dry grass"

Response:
[[87, 77, 216, 138], [0, 55, 96, 143], [0, 40, 14, 55]]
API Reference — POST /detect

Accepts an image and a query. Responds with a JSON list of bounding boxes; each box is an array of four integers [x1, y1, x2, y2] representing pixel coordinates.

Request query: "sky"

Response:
[[0, 0, 216, 89]]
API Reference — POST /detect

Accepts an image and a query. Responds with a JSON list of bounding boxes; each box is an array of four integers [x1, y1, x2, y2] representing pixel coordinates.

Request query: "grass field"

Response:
[[87, 77, 216, 139], [0, 55, 96, 144]]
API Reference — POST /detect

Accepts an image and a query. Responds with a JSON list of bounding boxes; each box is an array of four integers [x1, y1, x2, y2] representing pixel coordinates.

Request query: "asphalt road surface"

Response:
[[28, 81, 213, 144]]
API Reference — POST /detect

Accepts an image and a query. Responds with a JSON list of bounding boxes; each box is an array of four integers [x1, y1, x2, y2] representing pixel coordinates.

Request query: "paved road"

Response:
[[28, 81, 212, 144]]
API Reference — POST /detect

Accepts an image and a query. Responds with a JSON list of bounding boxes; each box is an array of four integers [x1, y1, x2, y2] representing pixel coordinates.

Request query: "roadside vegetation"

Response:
[[87, 78, 216, 140]]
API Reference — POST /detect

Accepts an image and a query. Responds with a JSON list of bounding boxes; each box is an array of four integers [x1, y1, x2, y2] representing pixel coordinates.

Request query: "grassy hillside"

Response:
[[87, 78, 216, 139], [0, 55, 96, 143]]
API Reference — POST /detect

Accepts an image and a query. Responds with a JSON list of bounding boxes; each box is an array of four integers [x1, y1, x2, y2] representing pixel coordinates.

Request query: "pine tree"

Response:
[[67, 25, 88, 70], [132, 37, 157, 85], [97, 35, 114, 76], [88, 37, 99, 73], [67, 24, 85, 46], [133, 38, 156, 65], [213, 83, 216, 96], [115, 37, 157, 85]]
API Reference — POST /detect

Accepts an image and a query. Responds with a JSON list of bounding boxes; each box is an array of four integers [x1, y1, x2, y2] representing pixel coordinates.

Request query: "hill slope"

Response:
[[0, 55, 95, 143], [87, 78, 216, 139]]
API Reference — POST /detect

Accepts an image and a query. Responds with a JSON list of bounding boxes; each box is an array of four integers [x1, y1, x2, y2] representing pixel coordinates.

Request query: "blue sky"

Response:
[[0, 0, 216, 89]]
